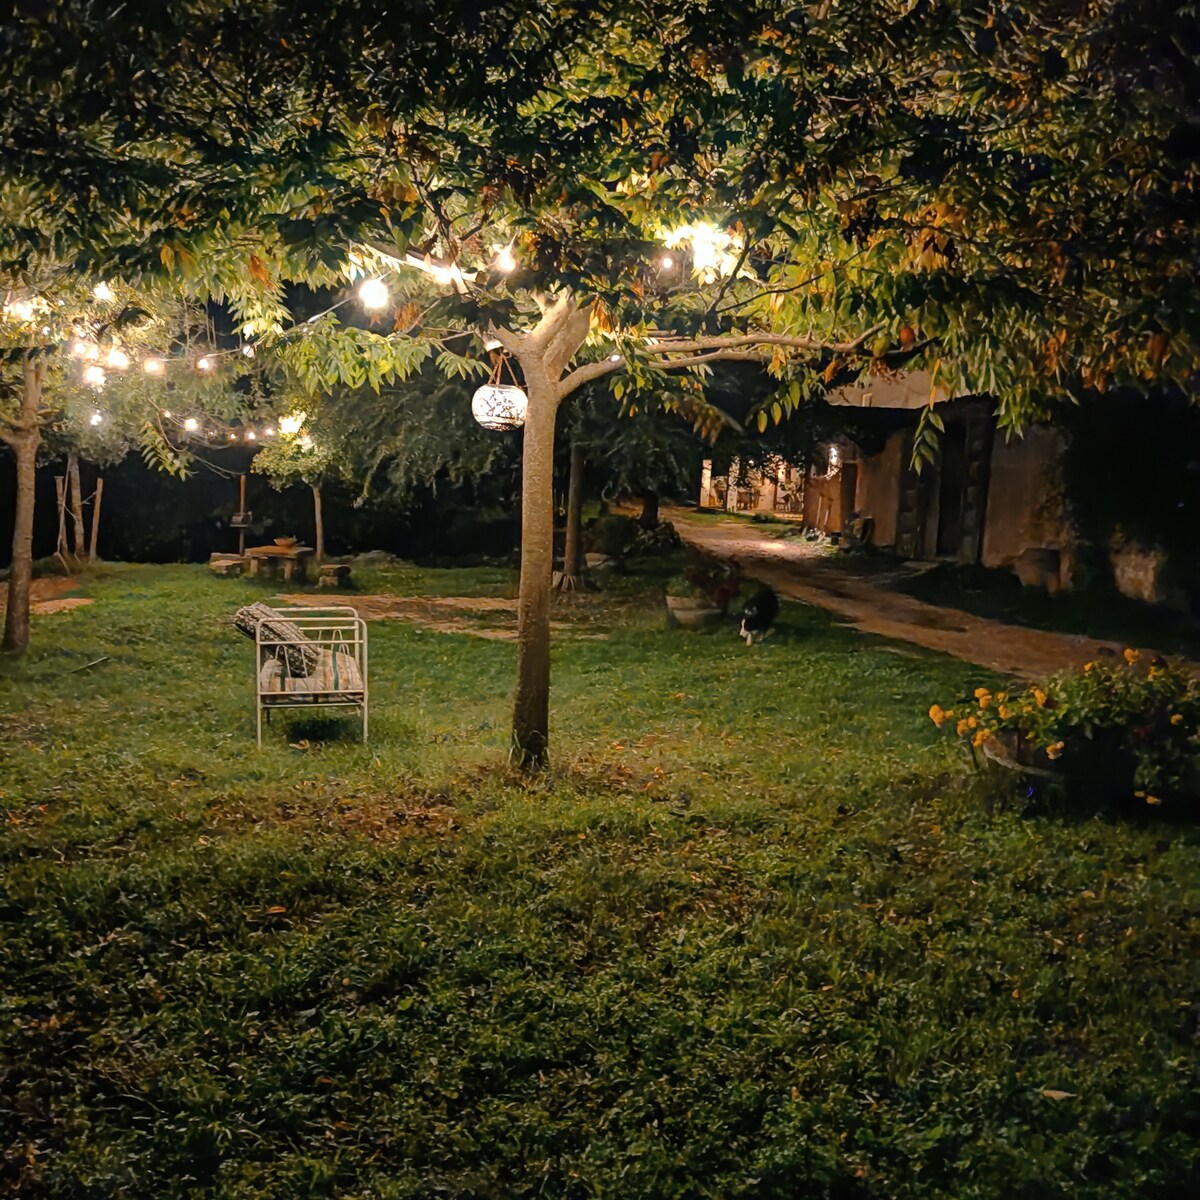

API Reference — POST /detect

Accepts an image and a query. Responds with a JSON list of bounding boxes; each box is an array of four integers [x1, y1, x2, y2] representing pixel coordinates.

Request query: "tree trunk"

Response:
[[312, 484, 325, 564], [555, 442, 586, 592], [639, 489, 660, 530], [89, 477, 104, 562], [510, 376, 559, 770], [68, 453, 85, 560], [2, 356, 44, 655]]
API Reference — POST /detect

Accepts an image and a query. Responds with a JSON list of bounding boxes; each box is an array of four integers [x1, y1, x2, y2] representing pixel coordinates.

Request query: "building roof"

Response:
[[826, 370, 952, 410]]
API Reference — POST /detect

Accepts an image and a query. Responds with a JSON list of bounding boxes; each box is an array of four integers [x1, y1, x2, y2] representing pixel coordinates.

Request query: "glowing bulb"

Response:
[[431, 264, 464, 287], [105, 347, 130, 370], [162, 409, 172, 418], [279, 412, 306, 435], [143, 357, 164, 375], [227, 432, 237, 441], [183, 417, 199, 432], [83, 365, 106, 388], [245, 430, 256, 441], [660, 255, 674, 270], [89, 411, 104, 426], [264, 426, 276, 437], [71, 339, 94, 358], [299, 434, 314, 450], [93, 282, 114, 302], [493, 245, 517, 273], [5, 300, 35, 320], [197, 356, 213, 372], [241, 344, 255, 358], [609, 353, 622, 362], [358, 278, 389, 309]]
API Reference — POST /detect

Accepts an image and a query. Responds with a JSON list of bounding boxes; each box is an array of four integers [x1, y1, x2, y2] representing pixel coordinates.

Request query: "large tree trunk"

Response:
[[639, 489, 660, 530], [2, 356, 44, 655], [510, 376, 559, 770], [555, 442, 586, 593], [312, 484, 325, 564], [68, 453, 85, 560]]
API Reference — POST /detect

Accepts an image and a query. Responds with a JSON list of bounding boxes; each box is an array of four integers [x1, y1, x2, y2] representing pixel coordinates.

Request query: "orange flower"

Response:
[[956, 718, 971, 737], [1145, 794, 1162, 806], [1033, 688, 1048, 708], [974, 687, 990, 700], [1170, 713, 1184, 726], [998, 704, 1012, 720], [972, 728, 992, 748], [1083, 662, 1095, 673], [967, 716, 978, 730], [1046, 741, 1065, 761], [929, 704, 947, 727], [1123, 648, 1140, 665]]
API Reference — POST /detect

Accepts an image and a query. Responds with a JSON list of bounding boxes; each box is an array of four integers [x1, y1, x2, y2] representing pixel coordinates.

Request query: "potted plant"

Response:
[[929, 648, 1200, 812], [665, 553, 743, 630]]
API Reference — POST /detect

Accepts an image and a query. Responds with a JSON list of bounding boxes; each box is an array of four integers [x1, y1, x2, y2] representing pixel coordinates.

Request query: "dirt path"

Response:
[[0, 576, 92, 618], [666, 508, 1147, 680]]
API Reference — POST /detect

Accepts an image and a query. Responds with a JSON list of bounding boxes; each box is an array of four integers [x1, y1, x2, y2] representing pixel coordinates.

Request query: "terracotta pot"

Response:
[[665, 594, 724, 630]]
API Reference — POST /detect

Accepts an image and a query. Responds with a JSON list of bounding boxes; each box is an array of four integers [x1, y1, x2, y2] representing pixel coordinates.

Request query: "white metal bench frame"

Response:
[[254, 606, 368, 746]]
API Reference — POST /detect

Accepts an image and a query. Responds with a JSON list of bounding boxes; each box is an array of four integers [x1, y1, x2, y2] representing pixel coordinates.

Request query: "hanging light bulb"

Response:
[[299, 434, 315, 450], [105, 347, 130, 370], [493, 245, 517, 273], [197, 356, 214, 372], [227, 431, 237, 441], [183, 417, 199, 432], [83, 365, 106, 388], [71, 339, 96, 358], [279, 412, 306, 435], [162, 409, 172, 418], [143, 357, 164, 375], [245, 430, 257, 441], [92, 282, 115, 302], [471, 383, 527, 431], [241, 344, 256, 358], [660, 255, 674, 270], [358, 278, 389, 309], [89, 411, 104, 426], [264, 426, 276, 437]]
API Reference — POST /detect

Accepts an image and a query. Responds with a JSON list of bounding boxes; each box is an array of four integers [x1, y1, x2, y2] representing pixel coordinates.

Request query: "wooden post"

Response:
[[238, 474, 247, 557], [55, 476, 68, 561], [312, 484, 324, 564], [89, 477, 104, 562], [68, 453, 86, 559]]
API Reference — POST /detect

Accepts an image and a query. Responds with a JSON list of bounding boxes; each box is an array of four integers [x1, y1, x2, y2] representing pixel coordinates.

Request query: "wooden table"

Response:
[[246, 544, 315, 585]]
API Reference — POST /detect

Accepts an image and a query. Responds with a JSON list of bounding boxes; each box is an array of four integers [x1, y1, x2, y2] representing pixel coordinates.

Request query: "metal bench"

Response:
[[245, 605, 368, 746]]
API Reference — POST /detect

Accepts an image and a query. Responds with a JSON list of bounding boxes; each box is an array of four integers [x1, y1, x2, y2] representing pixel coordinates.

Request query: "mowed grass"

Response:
[[0, 562, 1196, 1199]]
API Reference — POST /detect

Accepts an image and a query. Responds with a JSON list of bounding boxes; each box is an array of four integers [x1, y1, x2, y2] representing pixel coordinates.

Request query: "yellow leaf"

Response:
[[1042, 1089, 1076, 1101]]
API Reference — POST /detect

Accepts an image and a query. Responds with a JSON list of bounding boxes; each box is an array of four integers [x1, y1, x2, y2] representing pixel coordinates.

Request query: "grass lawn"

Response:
[[1, 561, 1196, 1199]]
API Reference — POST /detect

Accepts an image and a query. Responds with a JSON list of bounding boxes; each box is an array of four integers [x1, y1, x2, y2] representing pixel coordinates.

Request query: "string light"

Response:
[[264, 426, 276, 437], [241, 344, 255, 358], [183, 417, 199, 432], [245, 430, 257, 441], [197, 356, 214, 372], [660, 255, 674, 270], [358, 278, 389, 310], [83, 365, 106, 388], [143, 358, 164, 375], [89, 411, 104, 426], [279, 412, 306, 435], [493, 245, 517, 273], [5, 300, 36, 320], [92, 282, 114, 302], [71, 339, 97, 359], [105, 347, 130, 370]]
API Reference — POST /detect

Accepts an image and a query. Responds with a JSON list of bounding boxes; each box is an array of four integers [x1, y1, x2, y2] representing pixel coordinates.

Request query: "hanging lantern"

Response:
[[471, 354, 527, 430]]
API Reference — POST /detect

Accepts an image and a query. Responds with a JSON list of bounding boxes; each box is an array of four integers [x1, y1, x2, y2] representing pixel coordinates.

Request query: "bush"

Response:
[[632, 520, 683, 555], [930, 649, 1200, 810], [665, 551, 743, 610], [583, 513, 639, 558]]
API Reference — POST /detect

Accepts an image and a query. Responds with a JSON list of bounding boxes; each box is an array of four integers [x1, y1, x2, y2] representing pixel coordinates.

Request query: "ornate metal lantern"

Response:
[[471, 354, 527, 430]]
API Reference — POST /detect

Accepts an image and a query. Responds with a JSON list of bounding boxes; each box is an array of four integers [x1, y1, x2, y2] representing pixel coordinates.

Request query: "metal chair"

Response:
[[253, 606, 368, 746]]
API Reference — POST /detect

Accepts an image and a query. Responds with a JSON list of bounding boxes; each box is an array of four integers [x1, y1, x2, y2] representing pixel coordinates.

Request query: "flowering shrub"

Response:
[[930, 649, 1200, 806]]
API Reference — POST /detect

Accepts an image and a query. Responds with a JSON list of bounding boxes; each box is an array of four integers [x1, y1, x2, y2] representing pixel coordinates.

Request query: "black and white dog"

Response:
[[738, 587, 779, 645]]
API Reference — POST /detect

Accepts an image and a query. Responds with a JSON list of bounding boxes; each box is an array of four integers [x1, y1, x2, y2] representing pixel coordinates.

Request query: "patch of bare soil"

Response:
[[0, 575, 92, 617], [278, 593, 610, 640]]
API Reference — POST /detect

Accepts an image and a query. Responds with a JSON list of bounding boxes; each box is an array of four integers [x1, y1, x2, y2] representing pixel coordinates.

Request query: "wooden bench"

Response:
[[317, 563, 353, 589], [209, 554, 247, 577]]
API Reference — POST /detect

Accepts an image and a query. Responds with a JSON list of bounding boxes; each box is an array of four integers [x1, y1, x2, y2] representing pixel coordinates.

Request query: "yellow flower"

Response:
[[967, 716, 978, 730], [1170, 713, 1183, 726], [1021, 705, 1032, 715], [1144, 794, 1162, 806], [996, 692, 1008, 703], [1046, 741, 1065, 760], [974, 687, 990, 700], [1083, 662, 1094, 673], [929, 704, 947, 727], [1123, 648, 1140, 665], [998, 704, 1012, 720], [972, 728, 992, 748], [1033, 688, 1047, 708], [978, 695, 992, 709], [956, 718, 971, 737]]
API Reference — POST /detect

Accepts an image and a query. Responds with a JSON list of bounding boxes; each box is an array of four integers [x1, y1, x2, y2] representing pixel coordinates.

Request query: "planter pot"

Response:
[[665, 594, 724, 630], [981, 729, 1137, 806]]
